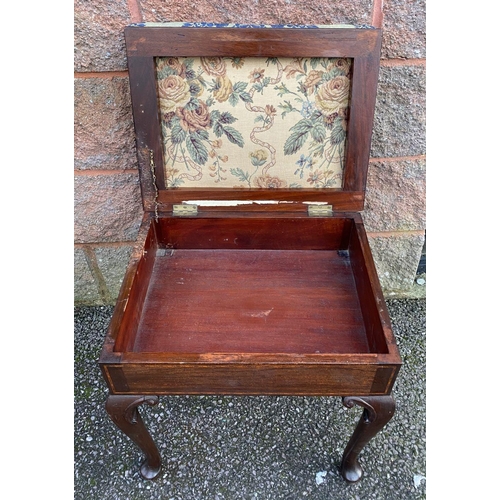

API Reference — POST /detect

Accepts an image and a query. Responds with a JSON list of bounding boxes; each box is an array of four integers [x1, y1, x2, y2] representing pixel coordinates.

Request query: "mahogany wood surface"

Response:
[[125, 26, 380, 59], [104, 362, 393, 396], [126, 55, 166, 190], [100, 214, 153, 361], [105, 395, 162, 480], [350, 220, 399, 356], [154, 216, 352, 250], [113, 222, 158, 353], [341, 395, 396, 482], [99, 213, 401, 397], [133, 249, 369, 354], [99, 213, 400, 398], [124, 26, 381, 212], [154, 190, 366, 213]]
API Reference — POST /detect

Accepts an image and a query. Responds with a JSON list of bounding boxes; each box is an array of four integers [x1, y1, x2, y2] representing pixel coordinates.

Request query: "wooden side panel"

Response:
[[101, 365, 130, 393], [126, 55, 165, 200], [99, 214, 153, 361], [106, 362, 398, 396], [154, 216, 351, 250], [370, 366, 399, 394], [113, 222, 159, 352], [349, 219, 399, 358], [343, 36, 382, 194]]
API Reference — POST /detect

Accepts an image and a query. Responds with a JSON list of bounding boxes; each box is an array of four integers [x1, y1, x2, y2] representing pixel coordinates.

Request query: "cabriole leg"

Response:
[[105, 394, 162, 480], [340, 395, 396, 483]]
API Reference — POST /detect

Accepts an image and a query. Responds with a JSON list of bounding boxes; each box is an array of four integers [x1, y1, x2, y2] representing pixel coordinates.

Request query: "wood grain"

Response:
[[154, 215, 352, 250], [109, 362, 390, 396], [132, 249, 369, 354]]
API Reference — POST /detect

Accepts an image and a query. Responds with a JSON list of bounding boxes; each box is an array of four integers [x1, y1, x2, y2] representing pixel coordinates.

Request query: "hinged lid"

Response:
[[124, 22, 382, 214]]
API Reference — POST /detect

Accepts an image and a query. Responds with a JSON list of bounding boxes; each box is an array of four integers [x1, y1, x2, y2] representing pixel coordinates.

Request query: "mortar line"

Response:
[[74, 169, 137, 176], [127, 0, 143, 23], [381, 59, 426, 67], [75, 241, 136, 249], [372, 0, 384, 28], [369, 155, 426, 162], [74, 71, 128, 79], [367, 230, 425, 238], [82, 246, 113, 304]]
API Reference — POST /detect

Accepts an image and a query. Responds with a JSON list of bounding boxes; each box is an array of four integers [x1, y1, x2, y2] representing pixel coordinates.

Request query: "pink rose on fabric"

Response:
[[158, 75, 191, 112], [254, 175, 287, 189], [315, 76, 350, 116], [201, 57, 227, 77], [176, 101, 211, 132]]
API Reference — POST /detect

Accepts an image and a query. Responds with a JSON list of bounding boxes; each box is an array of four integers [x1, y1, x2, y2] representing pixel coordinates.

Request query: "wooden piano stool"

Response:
[[99, 23, 402, 483]]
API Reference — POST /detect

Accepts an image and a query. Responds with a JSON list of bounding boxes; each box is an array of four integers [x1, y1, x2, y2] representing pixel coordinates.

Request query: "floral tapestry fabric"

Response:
[[156, 56, 352, 189]]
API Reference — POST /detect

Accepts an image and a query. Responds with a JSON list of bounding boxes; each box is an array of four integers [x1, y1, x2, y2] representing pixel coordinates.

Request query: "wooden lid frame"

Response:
[[124, 24, 382, 213]]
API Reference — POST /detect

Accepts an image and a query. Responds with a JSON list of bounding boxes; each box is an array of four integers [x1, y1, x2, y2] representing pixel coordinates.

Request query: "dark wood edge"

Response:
[[104, 389, 395, 397], [112, 353, 389, 364], [125, 26, 381, 58], [127, 56, 166, 191], [114, 224, 158, 353], [352, 220, 401, 361], [152, 189, 365, 212], [99, 214, 153, 364], [152, 210, 363, 219], [124, 26, 381, 211], [343, 37, 381, 192]]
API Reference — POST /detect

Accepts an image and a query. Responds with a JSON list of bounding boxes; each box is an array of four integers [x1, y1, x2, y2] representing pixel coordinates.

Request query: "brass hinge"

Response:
[[173, 204, 198, 217], [307, 204, 333, 217]]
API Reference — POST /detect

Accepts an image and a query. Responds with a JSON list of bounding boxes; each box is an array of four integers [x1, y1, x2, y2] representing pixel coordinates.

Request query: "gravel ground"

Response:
[[74, 299, 426, 500]]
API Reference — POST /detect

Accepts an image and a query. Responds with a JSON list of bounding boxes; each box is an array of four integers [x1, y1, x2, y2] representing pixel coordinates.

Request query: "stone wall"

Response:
[[74, 0, 426, 305]]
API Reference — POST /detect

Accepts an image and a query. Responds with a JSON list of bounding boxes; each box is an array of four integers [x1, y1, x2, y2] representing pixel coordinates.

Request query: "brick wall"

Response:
[[74, 0, 426, 305]]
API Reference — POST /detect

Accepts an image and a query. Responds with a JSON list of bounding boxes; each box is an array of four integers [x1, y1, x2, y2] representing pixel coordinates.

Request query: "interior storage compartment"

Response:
[[113, 214, 390, 358]]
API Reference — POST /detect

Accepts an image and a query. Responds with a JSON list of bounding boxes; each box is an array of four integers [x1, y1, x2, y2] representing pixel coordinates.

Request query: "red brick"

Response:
[[94, 245, 134, 301], [363, 158, 426, 232], [74, 172, 143, 244], [74, 77, 137, 171], [372, 64, 426, 158], [74, 0, 131, 72], [140, 0, 373, 26], [382, 0, 426, 59]]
